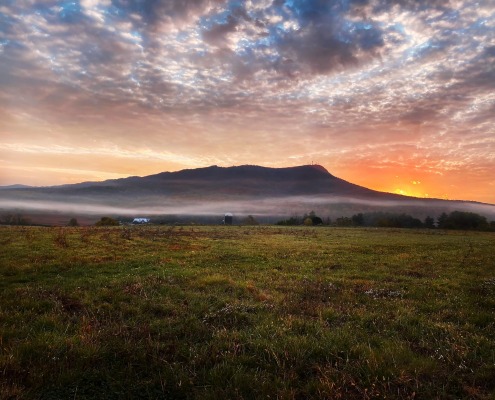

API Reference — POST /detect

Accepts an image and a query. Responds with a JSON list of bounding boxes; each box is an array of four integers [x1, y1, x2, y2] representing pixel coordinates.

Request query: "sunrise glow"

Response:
[[0, 1, 494, 203]]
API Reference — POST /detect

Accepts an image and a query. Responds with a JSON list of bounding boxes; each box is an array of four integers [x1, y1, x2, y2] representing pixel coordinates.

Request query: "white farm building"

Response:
[[132, 218, 150, 224]]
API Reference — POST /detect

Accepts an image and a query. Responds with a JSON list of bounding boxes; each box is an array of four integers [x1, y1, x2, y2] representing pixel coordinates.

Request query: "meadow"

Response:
[[1, 225, 494, 399]]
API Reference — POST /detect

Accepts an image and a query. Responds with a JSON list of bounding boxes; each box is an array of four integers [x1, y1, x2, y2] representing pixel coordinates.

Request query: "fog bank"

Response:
[[1, 195, 494, 221]]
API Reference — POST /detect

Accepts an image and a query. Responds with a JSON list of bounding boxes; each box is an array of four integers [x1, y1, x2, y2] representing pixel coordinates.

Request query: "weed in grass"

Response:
[[364, 287, 405, 299], [53, 228, 69, 248], [121, 227, 132, 240]]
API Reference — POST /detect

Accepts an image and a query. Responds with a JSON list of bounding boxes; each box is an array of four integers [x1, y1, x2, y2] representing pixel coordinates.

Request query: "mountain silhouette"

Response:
[[44, 164, 400, 199]]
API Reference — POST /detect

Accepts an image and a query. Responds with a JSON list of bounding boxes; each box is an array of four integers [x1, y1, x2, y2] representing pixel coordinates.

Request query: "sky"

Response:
[[0, 0, 494, 203]]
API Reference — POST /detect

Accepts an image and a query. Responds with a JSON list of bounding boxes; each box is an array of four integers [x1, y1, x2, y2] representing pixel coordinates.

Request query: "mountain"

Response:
[[50, 164, 393, 198], [1, 164, 494, 222]]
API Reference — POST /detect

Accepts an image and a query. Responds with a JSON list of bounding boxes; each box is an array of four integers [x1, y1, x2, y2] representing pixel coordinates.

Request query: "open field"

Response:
[[1, 226, 494, 399]]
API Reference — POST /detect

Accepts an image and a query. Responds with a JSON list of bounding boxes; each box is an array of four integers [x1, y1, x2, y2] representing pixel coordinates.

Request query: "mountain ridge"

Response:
[[26, 164, 401, 200]]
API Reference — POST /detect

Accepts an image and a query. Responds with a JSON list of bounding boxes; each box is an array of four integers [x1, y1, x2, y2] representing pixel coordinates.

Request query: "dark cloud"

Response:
[[275, 19, 384, 74], [189, 0, 390, 78], [370, 0, 451, 13], [111, 0, 227, 28], [202, 15, 239, 45], [456, 45, 495, 90]]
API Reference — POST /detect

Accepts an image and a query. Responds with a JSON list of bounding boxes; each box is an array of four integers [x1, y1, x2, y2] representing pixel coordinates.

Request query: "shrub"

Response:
[[68, 218, 79, 227], [54, 228, 69, 248], [95, 217, 119, 226]]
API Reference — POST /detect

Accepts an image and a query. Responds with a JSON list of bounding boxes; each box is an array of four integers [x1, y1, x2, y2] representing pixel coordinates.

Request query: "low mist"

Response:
[[1, 195, 494, 222]]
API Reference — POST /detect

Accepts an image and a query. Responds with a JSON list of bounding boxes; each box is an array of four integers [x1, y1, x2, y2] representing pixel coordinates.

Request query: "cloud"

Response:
[[0, 0, 494, 202], [272, 0, 386, 74], [203, 15, 240, 46], [106, 0, 228, 32]]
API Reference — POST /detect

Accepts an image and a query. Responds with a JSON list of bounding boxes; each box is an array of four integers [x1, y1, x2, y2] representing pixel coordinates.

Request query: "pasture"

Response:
[[1, 225, 494, 399]]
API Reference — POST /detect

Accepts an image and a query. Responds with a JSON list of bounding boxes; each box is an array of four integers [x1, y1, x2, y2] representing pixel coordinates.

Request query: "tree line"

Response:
[[277, 210, 495, 231], [1, 210, 494, 231]]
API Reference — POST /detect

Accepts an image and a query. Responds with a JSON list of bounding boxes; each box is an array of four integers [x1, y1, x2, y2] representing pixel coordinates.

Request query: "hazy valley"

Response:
[[1, 165, 494, 225]]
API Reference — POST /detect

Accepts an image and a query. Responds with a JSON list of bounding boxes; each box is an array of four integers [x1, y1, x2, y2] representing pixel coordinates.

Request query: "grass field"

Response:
[[1, 225, 494, 399]]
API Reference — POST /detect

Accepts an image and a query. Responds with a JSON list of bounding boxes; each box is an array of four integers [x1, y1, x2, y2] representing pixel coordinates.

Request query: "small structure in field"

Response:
[[224, 213, 233, 225], [132, 218, 150, 224]]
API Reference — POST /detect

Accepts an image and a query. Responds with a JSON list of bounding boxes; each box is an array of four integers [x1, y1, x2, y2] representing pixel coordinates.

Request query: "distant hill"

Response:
[[0, 165, 494, 223], [0, 184, 33, 190]]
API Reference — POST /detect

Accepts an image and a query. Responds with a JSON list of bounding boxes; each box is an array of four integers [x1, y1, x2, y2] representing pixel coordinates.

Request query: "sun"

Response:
[[393, 186, 429, 198], [394, 188, 409, 196]]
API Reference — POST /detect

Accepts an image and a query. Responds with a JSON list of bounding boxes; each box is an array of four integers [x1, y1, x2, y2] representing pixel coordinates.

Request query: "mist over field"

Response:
[[1, 195, 494, 223], [1, 165, 495, 224]]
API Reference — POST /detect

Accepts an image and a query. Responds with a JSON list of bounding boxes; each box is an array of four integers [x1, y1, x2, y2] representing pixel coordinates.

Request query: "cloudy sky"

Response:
[[1, 0, 494, 202]]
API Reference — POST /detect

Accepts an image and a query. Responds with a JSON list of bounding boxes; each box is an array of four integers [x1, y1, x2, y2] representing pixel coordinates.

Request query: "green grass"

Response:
[[1, 225, 494, 399]]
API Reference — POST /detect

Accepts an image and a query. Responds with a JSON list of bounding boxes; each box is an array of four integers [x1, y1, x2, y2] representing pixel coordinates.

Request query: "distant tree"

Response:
[[95, 217, 119, 226], [444, 211, 487, 230], [276, 217, 300, 226], [397, 214, 423, 228], [68, 218, 79, 227], [351, 213, 364, 226], [242, 215, 259, 225], [436, 211, 489, 231], [335, 216, 353, 227], [302, 211, 322, 225], [1, 213, 30, 226], [352, 212, 422, 229], [311, 216, 323, 225], [437, 212, 449, 229], [424, 216, 435, 229]]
